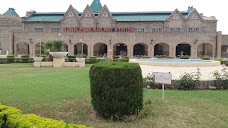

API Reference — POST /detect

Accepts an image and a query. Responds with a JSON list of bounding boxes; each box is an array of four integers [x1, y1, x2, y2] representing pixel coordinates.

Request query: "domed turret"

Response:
[[3, 8, 20, 17], [90, 0, 102, 13]]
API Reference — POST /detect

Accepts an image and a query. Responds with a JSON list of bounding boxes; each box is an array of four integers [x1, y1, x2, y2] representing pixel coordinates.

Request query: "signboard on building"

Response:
[[63, 27, 134, 32]]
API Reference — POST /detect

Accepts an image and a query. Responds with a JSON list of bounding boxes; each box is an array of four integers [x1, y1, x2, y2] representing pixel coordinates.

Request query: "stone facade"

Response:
[[0, 1, 225, 59]]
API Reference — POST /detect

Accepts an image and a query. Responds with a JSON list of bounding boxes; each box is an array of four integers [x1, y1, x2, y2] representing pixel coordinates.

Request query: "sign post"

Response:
[[154, 72, 172, 100]]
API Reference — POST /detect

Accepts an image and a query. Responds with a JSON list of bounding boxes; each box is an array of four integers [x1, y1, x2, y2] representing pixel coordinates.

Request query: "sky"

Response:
[[0, 0, 227, 34]]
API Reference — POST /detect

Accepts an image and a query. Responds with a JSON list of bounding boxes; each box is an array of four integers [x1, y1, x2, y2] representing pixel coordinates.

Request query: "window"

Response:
[[152, 28, 163, 32], [51, 28, 60, 32], [68, 13, 74, 17], [134, 28, 144, 32], [189, 28, 199, 32], [86, 13, 90, 17], [34, 28, 43, 32], [103, 13, 107, 17], [174, 15, 178, 19], [170, 28, 181, 32]]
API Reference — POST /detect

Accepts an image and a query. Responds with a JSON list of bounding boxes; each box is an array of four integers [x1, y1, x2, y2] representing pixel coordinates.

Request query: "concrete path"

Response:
[[140, 65, 226, 80]]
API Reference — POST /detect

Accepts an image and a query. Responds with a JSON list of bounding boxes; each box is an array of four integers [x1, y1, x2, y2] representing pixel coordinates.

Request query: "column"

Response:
[[213, 45, 216, 59], [169, 44, 172, 57], [190, 45, 195, 58], [8, 32, 14, 55], [128, 45, 133, 58], [216, 31, 222, 58], [147, 44, 152, 57], [89, 45, 94, 57], [68, 44, 74, 56], [29, 43, 35, 57], [172, 45, 176, 58], [151, 44, 154, 57]]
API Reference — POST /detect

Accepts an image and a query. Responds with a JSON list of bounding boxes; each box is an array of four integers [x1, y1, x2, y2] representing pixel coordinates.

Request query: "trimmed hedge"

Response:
[[180, 56, 189, 59], [201, 55, 210, 60], [0, 58, 34, 64], [89, 62, 143, 119], [6, 55, 15, 63], [143, 56, 150, 58], [86, 56, 97, 64], [220, 60, 228, 66], [0, 103, 88, 128]]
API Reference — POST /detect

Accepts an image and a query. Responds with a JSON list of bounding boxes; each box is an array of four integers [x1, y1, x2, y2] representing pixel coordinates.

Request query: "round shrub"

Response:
[[89, 62, 143, 119]]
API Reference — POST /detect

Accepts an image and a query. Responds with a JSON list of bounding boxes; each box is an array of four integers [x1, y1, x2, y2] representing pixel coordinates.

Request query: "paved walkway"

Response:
[[140, 65, 226, 80]]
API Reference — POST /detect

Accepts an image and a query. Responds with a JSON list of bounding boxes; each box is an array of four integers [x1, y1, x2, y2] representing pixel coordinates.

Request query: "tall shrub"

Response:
[[89, 62, 143, 119], [175, 68, 201, 90]]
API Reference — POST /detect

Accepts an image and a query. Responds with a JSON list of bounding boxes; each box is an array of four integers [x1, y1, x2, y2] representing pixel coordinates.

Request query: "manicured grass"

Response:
[[0, 64, 227, 128]]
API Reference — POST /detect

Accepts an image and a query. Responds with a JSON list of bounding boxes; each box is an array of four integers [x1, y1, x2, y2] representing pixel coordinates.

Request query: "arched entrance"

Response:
[[62, 43, 68, 52], [74, 43, 88, 56], [197, 43, 213, 57], [133, 43, 148, 56], [176, 43, 191, 57], [94, 43, 107, 57], [16, 42, 29, 55], [114, 43, 128, 57], [154, 43, 169, 56]]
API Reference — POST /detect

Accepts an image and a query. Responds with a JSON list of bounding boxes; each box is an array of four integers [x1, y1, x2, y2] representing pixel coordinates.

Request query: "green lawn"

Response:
[[0, 64, 227, 128]]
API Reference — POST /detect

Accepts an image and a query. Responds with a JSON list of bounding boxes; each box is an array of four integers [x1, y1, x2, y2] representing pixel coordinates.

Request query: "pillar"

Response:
[[8, 32, 14, 55], [148, 44, 152, 57], [172, 45, 176, 58], [128, 45, 133, 58], [191, 45, 196, 58], [68, 44, 74, 56], [216, 31, 222, 58], [88, 45, 94, 57], [29, 43, 35, 57], [213, 45, 216, 59], [169, 44, 172, 57]]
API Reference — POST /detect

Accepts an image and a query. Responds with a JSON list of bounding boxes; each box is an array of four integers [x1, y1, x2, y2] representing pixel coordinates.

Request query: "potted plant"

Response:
[[33, 56, 43, 62], [44, 40, 68, 58], [76, 54, 86, 62], [33, 43, 44, 62]]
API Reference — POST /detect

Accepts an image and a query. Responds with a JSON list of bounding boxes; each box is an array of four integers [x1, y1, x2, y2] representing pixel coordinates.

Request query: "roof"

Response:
[[112, 11, 189, 21], [24, 13, 64, 22], [24, 11, 191, 22], [23, 7, 216, 23], [90, 0, 102, 13], [3, 8, 20, 17]]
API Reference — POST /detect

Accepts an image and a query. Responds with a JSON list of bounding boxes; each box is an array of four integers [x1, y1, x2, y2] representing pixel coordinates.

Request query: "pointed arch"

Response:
[[74, 43, 88, 56], [16, 42, 29, 55], [133, 43, 148, 56], [62, 43, 68, 52], [176, 43, 191, 57], [113, 43, 128, 57], [94, 43, 108, 57], [154, 43, 170, 57], [197, 43, 214, 57]]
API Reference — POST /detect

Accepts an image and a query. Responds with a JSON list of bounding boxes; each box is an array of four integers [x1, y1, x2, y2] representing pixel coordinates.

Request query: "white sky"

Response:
[[0, 0, 227, 34]]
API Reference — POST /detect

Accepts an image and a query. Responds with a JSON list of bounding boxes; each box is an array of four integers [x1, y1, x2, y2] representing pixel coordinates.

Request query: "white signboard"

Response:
[[154, 72, 172, 84]]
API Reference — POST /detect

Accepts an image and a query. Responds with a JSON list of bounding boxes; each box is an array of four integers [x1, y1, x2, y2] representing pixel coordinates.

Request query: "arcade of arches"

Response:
[[14, 42, 215, 58]]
